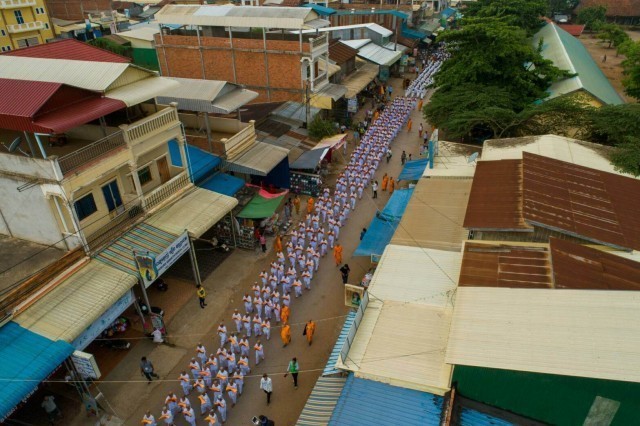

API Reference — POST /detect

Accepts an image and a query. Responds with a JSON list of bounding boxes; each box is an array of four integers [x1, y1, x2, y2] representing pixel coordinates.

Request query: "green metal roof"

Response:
[[533, 23, 624, 105]]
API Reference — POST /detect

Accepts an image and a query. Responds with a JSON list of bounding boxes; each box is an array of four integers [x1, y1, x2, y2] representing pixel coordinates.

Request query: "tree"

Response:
[[610, 136, 640, 177], [597, 23, 629, 49], [307, 117, 336, 140], [464, 0, 548, 36], [586, 104, 640, 145], [619, 40, 640, 100], [576, 5, 607, 31], [548, 0, 579, 15]]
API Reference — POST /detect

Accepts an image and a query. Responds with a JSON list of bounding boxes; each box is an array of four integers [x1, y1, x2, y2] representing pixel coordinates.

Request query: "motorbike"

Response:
[[211, 237, 230, 252], [100, 338, 131, 350], [138, 297, 164, 317]]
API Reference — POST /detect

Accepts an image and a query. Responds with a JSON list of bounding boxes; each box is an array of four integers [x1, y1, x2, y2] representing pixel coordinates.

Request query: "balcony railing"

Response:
[[6, 21, 44, 33], [312, 72, 328, 88], [310, 33, 328, 50], [124, 107, 180, 144], [0, 0, 36, 9], [143, 171, 190, 212], [86, 202, 144, 253], [58, 131, 127, 175]]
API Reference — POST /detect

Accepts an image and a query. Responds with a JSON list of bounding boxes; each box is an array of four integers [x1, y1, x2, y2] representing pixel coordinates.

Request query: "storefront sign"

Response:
[[136, 231, 190, 287], [71, 290, 134, 350], [71, 350, 102, 380], [347, 98, 358, 113]]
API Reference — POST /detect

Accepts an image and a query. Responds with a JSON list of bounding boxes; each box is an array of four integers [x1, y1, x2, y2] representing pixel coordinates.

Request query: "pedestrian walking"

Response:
[[260, 373, 273, 405], [140, 357, 159, 383], [418, 123, 424, 138], [196, 284, 207, 308], [401, 150, 407, 165], [389, 177, 395, 195], [179, 371, 192, 395], [274, 234, 282, 252], [254, 339, 265, 365], [42, 396, 62, 425], [386, 149, 392, 163], [196, 343, 207, 364], [407, 118, 412, 132], [214, 395, 227, 423], [182, 406, 196, 426], [204, 411, 219, 426], [360, 228, 367, 241], [281, 323, 292, 347], [281, 304, 291, 324], [333, 243, 343, 266], [159, 406, 173, 425], [293, 195, 301, 214], [165, 392, 179, 415], [372, 180, 378, 199], [285, 357, 300, 388], [198, 392, 212, 415], [382, 173, 388, 191], [141, 410, 156, 425], [304, 320, 316, 346], [340, 264, 351, 284], [260, 234, 267, 253]]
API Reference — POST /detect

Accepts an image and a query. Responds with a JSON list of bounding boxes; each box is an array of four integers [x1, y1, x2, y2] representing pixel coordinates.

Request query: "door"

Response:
[[101, 180, 123, 213], [157, 156, 171, 184]]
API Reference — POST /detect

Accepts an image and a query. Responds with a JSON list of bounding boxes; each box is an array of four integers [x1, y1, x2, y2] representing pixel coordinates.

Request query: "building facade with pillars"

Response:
[[0, 0, 55, 51], [154, 5, 339, 104]]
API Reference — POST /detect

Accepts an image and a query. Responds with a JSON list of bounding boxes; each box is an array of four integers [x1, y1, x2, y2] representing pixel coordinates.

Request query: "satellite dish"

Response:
[[467, 152, 479, 163], [3, 136, 30, 157]]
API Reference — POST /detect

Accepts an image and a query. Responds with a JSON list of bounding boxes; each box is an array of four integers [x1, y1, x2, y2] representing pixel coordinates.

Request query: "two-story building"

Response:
[[0, 0, 55, 51]]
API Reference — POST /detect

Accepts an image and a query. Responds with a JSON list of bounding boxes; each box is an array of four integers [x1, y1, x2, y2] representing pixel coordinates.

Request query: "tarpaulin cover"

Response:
[[236, 193, 286, 219], [168, 140, 221, 183], [398, 158, 429, 181], [353, 188, 414, 256], [0, 322, 74, 421], [199, 172, 245, 197], [290, 148, 329, 170]]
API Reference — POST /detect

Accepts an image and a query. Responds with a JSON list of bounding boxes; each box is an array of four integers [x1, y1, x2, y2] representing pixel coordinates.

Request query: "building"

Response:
[[154, 5, 345, 106], [533, 22, 624, 106], [45, 0, 112, 21], [0, 0, 55, 51], [117, 26, 161, 70], [576, 0, 640, 26]]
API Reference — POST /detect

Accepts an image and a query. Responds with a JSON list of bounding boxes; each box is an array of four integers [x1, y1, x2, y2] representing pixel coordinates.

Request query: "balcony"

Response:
[[143, 171, 191, 212], [0, 0, 36, 9], [6, 21, 44, 33], [312, 72, 328, 89], [310, 33, 328, 50], [123, 107, 181, 158], [57, 132, 127, 175]]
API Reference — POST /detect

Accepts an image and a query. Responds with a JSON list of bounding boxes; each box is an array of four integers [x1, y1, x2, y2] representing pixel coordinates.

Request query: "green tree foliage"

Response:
[[465, 0, 548, 36], [619, 40, 640, 100], [576, 5, 607, 31], [548, 0, 579, 14], [307, 117, 336, 140], [586, 104, 640, 145], [610, 137, 640, 177], [596, 23, 630, 49], [88, 38, 132, 58]]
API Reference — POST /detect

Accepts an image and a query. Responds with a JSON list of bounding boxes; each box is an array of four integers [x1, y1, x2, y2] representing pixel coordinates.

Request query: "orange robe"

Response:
[[418, 100, 423, 111], [305, 321, 316, 344], [281, 324, 291, 346], [274, 236, 282, 252], [407, 119, 412, 131], [333, 245, 343, 266], [293, 197, 301, 214], [307, 198, 314, 214], [389, 179, 395, 194], [381, 175, 389, 191], [281, 305, 290, 324]]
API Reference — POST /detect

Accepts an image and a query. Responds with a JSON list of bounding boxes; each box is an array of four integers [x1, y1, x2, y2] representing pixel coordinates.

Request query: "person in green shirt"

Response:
[[284, 357, 299, 389]]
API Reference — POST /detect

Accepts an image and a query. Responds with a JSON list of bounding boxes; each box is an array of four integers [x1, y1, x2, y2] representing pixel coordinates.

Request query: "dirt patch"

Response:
[[578, 31, 640, 104]]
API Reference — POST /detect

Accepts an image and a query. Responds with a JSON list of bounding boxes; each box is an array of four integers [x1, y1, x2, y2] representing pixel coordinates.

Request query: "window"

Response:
[[35, 7, 45, 14], [1, 46, 10, 52], [44, 23, 49, 29], [1, 29, 5, 36], [14, 10, 24, 25], [101, 180, 123, 213], [74, 194, 97, 221], [17, 37, 39, 48], [138, 166, 152, 185]]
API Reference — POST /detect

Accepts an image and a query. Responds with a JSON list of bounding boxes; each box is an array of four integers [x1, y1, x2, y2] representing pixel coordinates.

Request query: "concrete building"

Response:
[[153, 5, 344, 106], [0, 0, 55, 51], [45, 0, 111, 21]]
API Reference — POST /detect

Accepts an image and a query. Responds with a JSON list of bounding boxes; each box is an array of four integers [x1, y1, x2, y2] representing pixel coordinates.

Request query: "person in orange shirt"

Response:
[[333, 243, 343, 266], [274, 234, 282, 253], [281, 304, 291, 325], [389, 177, 395, 195], [307, 197, 314, 214], [381, 173, 388, 191], [304, 320, 316, 346], [281, 323, 291, 347]]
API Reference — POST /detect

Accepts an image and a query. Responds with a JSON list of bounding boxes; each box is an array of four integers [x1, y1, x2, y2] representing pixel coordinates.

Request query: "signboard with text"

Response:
[[72, 350, 102, 380], [136, 231, 190, 287]]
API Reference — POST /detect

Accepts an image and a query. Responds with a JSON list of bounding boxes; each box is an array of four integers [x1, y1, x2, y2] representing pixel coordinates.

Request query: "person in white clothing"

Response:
[[260, 373, 273, 405]]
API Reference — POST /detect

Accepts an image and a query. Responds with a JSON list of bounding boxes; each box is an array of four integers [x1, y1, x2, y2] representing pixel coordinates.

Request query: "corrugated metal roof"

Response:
[[296, 376, 346, 426], [32, 96, 127, 133], [329, 375, 444, 425], [0, 322, 74, 422], [157, 78, 258, 113], [117, 26, 160, 42], [550, 238, 640, 291], [1, 38, 130, 63], [481, 134, 631, 177], [225, 141, 289, 176], [156, 4, 318, 29], [14, 260, 138, 343], [383, 41, 409, 53], [459, 407, 515, 426], [463, 159, 530, 231], [323, 310, 356, 376], [522, 152, 640, 251], [356, 42, 402, 66], [342, 61, 378, 99], [318, 60, 342, 78], [145, 187, 238, 238], [459, 241, 552, 289], [340, 38, 371, 50], [329, 39, 359, 64], [423, 141, 478, 178], [445, 286, 640, 383], [534, 23, 623, 105], [391, 177, 471, 251], [107, 76, 180, 106], [0, 79, 61, 118]]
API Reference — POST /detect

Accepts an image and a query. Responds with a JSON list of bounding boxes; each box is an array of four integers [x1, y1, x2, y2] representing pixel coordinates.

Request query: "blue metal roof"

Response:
[[398, 158, 429, 180], [459, 407, 515, 426], [168, 139, 221, 183], [441, 7, 456, 19], [323, 310, 357, 376], [329, 375, 444, 425], [301, 3, 336, 16], [402, 23, 427, 40], [0, 322, 74, 421], [334, 9, 408, 19], [297, 376, 347, 426], [198, 172, 245, 197]]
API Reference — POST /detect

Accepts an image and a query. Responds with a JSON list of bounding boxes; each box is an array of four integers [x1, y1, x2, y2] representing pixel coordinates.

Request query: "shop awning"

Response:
[[353, 188, 414, 257], [145, 187, 238, 237], [310, 83, 348, 110], [225, 142, 289, 176], [314, 133, 347, 151], [14, 260, 138, 343], [290, 148, 329, 170], [236, 193, 285, 219], [323, 310, 357, 376], [343, 61, 379, 98], [357, 43, 403, 67], [398, 158, 429, 181], [199, 172, 245, 196], [169, 140, 221, 183], [95, 222, 177, 276], [296, 376, 347, 426], [0, 322, 74, 422]]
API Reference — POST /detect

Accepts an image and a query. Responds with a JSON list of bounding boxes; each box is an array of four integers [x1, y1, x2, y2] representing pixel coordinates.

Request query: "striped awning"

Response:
[[296, 376, 347, 426], [323, 310, 357, 376], [94, 222, 177, 276]]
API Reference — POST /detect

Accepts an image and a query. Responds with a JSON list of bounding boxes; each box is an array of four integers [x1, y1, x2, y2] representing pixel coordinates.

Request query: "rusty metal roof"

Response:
[[550, 238, 640, 291], [459, 241, 552, 289], [522, 152, 640, 251], [328, 39, 358, 64], [463, 159, 531, 231]]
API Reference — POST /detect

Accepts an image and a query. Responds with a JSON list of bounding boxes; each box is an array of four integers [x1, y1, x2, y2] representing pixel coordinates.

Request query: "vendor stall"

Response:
[[235, 190, 288, 249], [289, 134, 348, 196]]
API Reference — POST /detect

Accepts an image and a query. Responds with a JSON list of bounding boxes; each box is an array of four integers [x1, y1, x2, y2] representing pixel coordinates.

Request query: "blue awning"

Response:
[[0, 322, 74, 421], [168, 140, 221, 183], [460, 407, 515, 426], [329, 375, 444, 425], [398, 158, 429, 180], [441, 7, 456, 19], [301, 3, 336, 15], [402, 23, 428, 40], [323, 310, 357, 376], [354, 188, 414, 257], [290, 148, 328, 170], [296, 376, 347, 426], [198, 172, 245, 197]]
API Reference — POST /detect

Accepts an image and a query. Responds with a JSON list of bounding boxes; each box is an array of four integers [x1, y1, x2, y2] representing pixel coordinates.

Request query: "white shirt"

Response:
[[260, 377, 273, 392]]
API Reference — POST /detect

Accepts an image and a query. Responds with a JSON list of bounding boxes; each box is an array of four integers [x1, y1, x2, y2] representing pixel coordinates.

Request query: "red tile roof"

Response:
[[2, 39, 130, 63], [558, 24, 585, 36]]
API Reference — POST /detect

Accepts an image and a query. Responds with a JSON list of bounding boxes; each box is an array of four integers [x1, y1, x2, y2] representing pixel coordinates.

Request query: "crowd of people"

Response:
[[405, 44, 450, 99], [140, 89, 424, 425]]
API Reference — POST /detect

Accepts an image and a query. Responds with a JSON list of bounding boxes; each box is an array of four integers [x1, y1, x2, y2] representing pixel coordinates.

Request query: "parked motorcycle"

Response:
[[100, 338, 131, 350]]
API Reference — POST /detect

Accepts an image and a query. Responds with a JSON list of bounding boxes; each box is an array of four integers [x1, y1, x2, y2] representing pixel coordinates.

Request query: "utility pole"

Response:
[[305, 79, 311, 128]]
